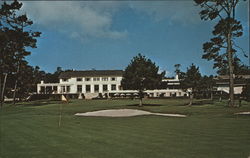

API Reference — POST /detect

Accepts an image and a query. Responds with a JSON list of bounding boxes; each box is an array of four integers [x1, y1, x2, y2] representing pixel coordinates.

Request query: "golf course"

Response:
[[0, 99, 250, 158]]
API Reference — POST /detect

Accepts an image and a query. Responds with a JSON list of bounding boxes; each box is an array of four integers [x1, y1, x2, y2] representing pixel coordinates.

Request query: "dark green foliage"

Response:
[[43, 67, 63, 83], [194, 0, 245, 107], [201, 18, 243, 70], [242, 79, 250, 102], [0, 0, 41, 104], [180, 64, 202, 105], [122, 54, 165, 91], [121, 54, 165, 105], [217, 57, 250, 75], [0, 0, 41, 75], [181, 64, 202, 92], [199, 75, 215, 99]]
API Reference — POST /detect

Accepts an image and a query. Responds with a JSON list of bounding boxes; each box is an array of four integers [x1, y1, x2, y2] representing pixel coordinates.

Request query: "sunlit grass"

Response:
[[0, 99, 250, 158]]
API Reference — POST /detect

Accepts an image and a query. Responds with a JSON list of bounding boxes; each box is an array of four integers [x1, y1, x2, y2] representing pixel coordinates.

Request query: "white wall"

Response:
[[59, 76, 122, 93]]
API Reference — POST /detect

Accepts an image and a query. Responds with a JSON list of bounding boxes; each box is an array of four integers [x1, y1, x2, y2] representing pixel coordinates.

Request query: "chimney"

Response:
[[175, 75, 179, 80]]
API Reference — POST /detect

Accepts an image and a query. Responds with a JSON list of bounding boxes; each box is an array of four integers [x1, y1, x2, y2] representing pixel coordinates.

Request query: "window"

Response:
[[93, 77, 100, 81], [66, 86, 70, 92], [53, 86, 57, 91], [111, 77, 116, 81], [40, 86, 45, 93], [86, 85, 91, 93], [111, 84, 116, 91], [103, 85, 108, 92], [52, 86, 57, 93], [102, 77, 108, 81], [94, 85, 99, 93], [118, 85, 122, 90], [77, 85, 82, 93], [77, 78, 82, 82], [61, 86, 66, 93], [62, 78, 68, 82], [85, 78, 91, 81]]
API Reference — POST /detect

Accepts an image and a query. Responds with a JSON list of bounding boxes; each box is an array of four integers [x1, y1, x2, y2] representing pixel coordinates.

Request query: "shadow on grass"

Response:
[[177, 99, 215, 106], [17, 100, 62, 106], [126, 104, 163, 107]]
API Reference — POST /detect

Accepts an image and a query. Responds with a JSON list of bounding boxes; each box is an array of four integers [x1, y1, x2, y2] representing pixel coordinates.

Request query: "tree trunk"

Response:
[[0, 76, 1, 107], [227, 30, 235, 107], [210, 90, 213, 100], [138, 90, 143, 106], [0, 74, 8, 107], [13, 64, 20, 105], [219, 91, 222, 102], [189, 93, 193, 106], [139, 98, 143, 107]]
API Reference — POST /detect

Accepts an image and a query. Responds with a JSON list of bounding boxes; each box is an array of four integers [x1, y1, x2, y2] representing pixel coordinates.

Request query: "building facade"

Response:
[[214, 75, 250, 94], [37, 70, 187, 98]]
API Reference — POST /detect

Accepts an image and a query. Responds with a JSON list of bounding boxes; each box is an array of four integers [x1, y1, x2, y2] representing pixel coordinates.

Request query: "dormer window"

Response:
[[102, 77, 108, 81], [62, 78, 68, 82], [85, 77, 91, 81], [77, 78, 82, 82], [93, 77, 100, 81]]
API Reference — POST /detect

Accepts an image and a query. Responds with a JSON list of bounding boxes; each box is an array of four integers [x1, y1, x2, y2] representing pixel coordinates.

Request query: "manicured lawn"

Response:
[[0, 99, 250, 158]]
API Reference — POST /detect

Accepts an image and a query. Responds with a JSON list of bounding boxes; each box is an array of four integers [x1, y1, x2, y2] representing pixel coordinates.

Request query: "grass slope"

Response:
[[0, 99, 250, 158]]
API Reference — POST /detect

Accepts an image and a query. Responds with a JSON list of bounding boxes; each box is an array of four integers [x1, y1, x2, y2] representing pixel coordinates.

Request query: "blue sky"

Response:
[[21, 1, 249, 77]]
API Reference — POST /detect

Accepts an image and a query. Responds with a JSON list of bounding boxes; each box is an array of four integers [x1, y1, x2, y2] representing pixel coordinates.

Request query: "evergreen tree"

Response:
[[199, 75, 215, 99], [0, 0, 41, 105], [194, 0, 246, 107], [121, 54, 165, 106], [181, 64, 202, 106]]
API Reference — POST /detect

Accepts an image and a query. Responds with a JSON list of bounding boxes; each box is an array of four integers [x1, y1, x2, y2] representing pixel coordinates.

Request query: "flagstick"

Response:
[[58, 103, 62, 128], [58, 95, 63, 128]]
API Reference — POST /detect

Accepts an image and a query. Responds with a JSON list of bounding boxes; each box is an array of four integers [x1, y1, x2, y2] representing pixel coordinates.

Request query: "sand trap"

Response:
[[235, 111, 250, 115], [75, 109, 186, 117]]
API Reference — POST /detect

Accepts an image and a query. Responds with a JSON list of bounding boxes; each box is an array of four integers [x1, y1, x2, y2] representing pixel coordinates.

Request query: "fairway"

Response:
[[0, 99, 250, 158]]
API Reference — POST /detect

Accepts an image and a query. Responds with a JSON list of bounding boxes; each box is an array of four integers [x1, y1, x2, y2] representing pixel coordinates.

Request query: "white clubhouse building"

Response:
[[37, 70, 187, 99]]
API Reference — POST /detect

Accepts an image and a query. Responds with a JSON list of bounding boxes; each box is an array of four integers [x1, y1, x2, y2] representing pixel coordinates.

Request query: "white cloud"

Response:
[[129, 1, 201, 25], [20, 1, 203, 41], [22, 1, 127, 40]]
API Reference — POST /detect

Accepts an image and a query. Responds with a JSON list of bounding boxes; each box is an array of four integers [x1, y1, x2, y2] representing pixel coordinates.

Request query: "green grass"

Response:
[[0, 99, 250, 158]]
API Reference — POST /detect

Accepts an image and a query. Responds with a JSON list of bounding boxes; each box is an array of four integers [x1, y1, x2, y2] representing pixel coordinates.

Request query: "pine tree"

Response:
[[181, 64, 202, 106], [194, 0, 246, 107], [121, 54, 165, 106], [0, 0, 41, 105]]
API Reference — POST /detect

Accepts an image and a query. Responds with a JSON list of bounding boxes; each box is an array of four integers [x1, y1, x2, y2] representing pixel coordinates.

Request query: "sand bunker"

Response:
[[75, 109, 186, 117], [235, 111, 250, 115]]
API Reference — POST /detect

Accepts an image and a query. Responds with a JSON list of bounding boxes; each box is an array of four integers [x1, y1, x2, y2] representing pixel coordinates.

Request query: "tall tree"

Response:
[[121, 54, 165, 106], [217, 57, 250, 75], [180, 64, 202, 106], [0, 0, 40, 105], [199, 75, 215, 99], [194, 0, 245, 107]]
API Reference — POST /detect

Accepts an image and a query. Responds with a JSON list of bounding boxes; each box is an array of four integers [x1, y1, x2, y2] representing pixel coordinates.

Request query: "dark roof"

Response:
[[59, 70, 124, 78], [215, 75, 250, 80]]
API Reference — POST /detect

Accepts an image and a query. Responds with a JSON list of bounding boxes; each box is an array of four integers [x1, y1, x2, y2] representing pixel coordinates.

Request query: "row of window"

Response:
[[77, 77, 116, 82], [61, 86, 71, 93], [77, 84, 117, 93], [62, 77, 117, 82]]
